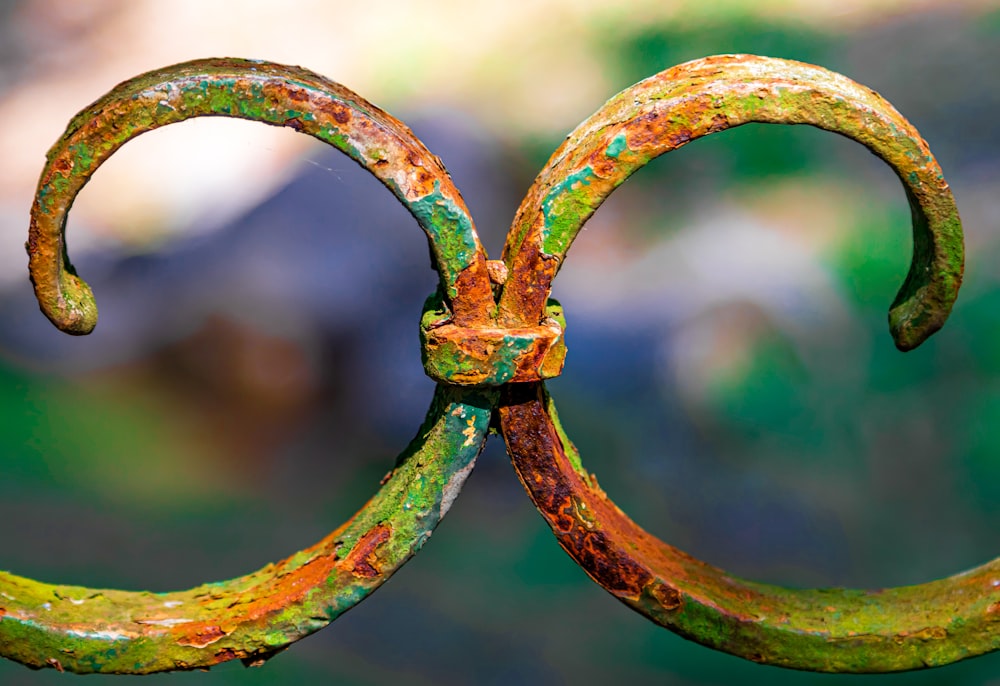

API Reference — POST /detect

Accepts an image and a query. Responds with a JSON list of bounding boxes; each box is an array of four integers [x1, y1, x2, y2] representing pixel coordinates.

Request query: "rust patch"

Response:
[[404, 149, 440, 199], [51, 157, 72, 175], [498, 229, 559, 326], [650, 584, 683, 611], [625, 109, 669, 150], [500, 384, 652, 597], [624, 96, 730, 156], [176, 624, 227, 648], [284, 86, 310, 103], [450, 254, 495, 327], [663, 126, 693, 149], [343, 523, 392, 579], [331, 106, 351, 124], [707, 112, 729, 134], [309, 98, 353, 130], [587, 144, 618, 178]]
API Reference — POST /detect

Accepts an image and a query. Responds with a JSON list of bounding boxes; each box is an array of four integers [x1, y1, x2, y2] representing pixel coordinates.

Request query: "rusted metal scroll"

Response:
[[7, 54, 995, 675]]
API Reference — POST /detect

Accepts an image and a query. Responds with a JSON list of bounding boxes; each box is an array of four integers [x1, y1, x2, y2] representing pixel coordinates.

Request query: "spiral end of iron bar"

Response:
[[25, 56, 494, 339], [889, 289, 949, 352], [46, 270, 97, 335], [888, 195, 964, 351], [26, 216, 98, 334]]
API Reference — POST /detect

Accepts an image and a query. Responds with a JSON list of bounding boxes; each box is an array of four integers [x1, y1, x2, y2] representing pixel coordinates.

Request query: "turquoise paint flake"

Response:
[[488, 335, 536, 385], [605, 133, 628, 159]]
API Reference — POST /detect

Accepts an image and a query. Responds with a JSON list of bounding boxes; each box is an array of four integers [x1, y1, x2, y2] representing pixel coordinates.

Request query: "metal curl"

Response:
[[26, 57, 495, 335], [498, 54, 963, 352]]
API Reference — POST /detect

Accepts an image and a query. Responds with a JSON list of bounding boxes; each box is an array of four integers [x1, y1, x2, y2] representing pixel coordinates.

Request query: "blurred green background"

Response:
[[0, 1, 998, 684]]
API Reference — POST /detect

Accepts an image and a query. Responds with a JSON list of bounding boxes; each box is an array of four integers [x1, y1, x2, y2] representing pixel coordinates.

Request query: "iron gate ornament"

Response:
[[2, 54, 996, 674]]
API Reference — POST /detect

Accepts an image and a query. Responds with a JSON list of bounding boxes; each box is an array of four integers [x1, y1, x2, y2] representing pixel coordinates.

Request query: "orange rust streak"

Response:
[[344, 523, 392, 578], [452, 254, 496, 327], [171, 524, 393, 646], [172, 555, 337, 645], [499, 227, 558, 327]]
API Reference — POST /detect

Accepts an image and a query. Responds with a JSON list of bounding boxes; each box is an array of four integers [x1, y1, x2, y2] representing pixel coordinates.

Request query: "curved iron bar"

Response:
[[27, 58, 496, 334], [498, 54, 963, 352]]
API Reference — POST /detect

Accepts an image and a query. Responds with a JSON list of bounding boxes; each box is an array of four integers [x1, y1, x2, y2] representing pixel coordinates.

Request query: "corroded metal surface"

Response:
[[9, 54, 996, 675], [26, 58, 495, 334], [500, 384, 1000, 673], [420, 293, 566, 385], [12, 58, 497, 674], [2, 385, 494, 673], [498, 55, 995, 673]]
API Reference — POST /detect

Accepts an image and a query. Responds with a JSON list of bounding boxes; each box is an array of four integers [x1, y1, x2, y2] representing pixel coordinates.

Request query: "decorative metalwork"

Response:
[[3, 54, 995, 675]]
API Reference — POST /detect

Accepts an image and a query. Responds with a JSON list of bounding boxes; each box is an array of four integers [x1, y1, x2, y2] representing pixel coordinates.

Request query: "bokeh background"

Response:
[[1, 0, 999, 683]]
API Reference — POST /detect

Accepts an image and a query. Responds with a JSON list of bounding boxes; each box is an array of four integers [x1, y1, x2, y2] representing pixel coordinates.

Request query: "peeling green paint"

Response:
[[409, 180, 480, 297], [68, 143, 94, 172]]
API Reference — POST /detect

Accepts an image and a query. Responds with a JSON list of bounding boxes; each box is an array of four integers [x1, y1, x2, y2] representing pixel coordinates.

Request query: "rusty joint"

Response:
[[420, 293, 566, 386]]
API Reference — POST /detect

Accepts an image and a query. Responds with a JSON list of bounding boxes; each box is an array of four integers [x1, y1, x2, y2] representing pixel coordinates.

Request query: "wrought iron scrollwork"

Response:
[[5, 54, 994, 675]]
